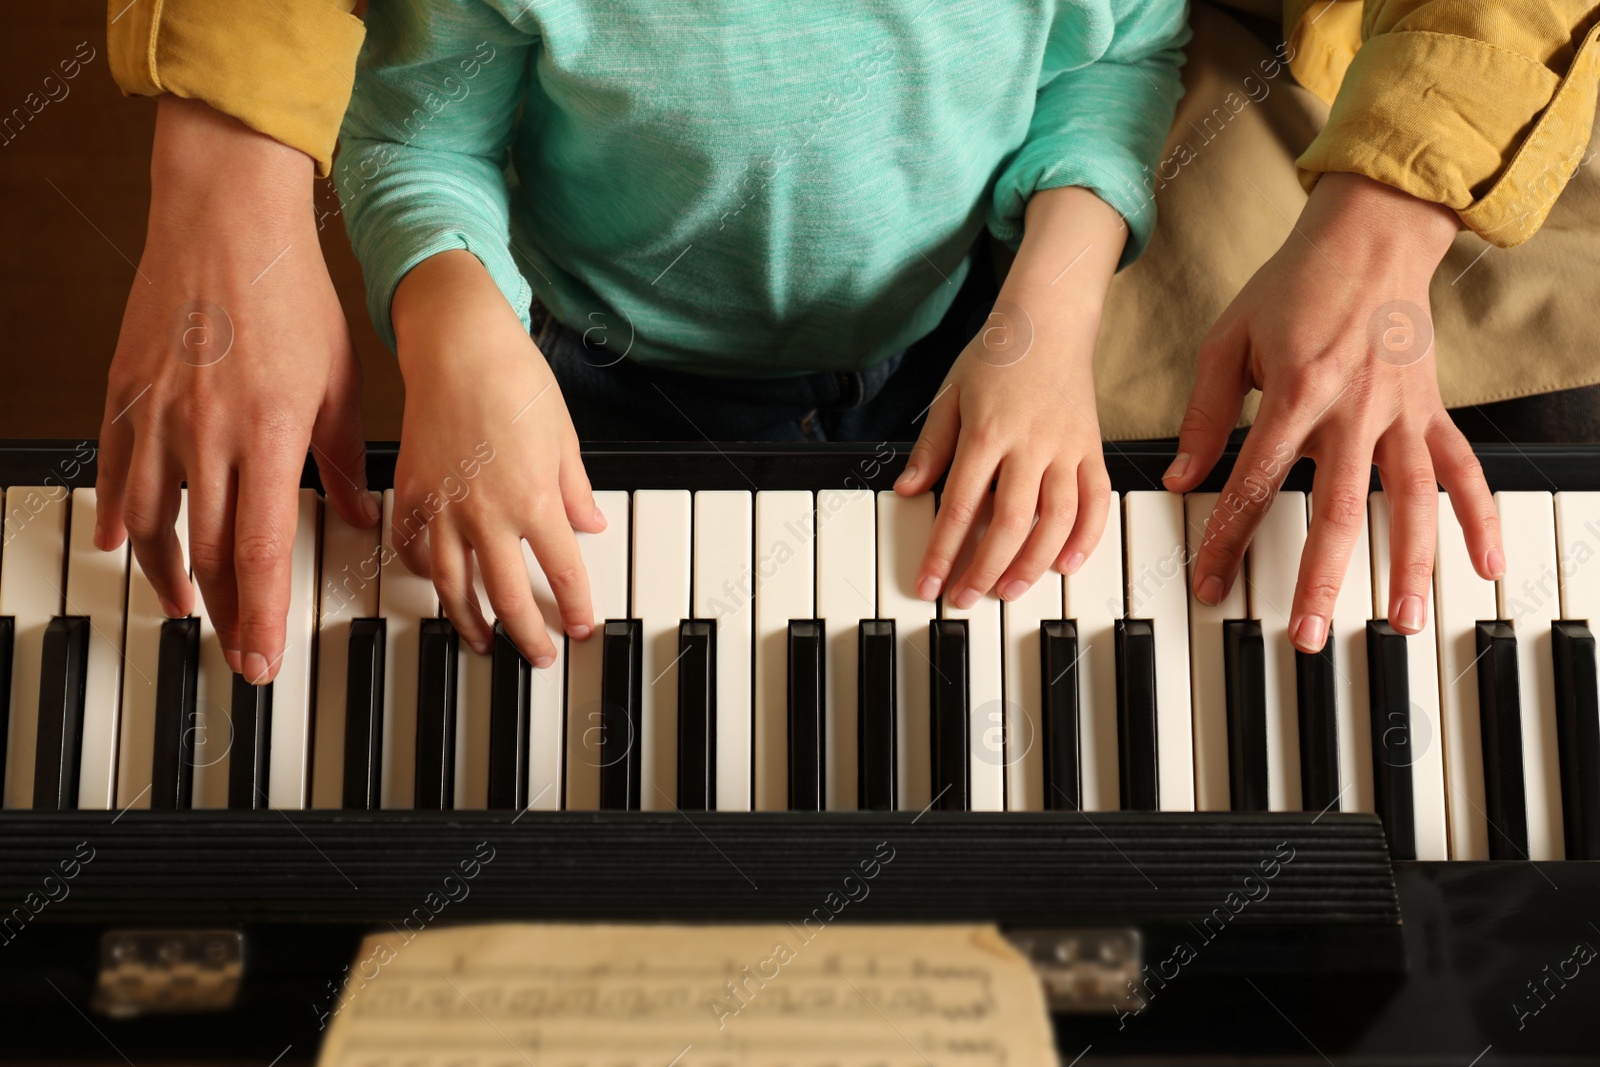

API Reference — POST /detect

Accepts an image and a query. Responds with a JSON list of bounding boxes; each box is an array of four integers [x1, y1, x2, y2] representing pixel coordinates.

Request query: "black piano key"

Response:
[[1367, 621, 1417, 861], [1041, 620, 1081, 812], [341, 618, 386, 811], [151, 616, 200, 810], [787, 620, 825, 812], [413, 618, 459, 811], [677, 620, 715, 811], [1553, 621, 1600, 860], [1223, 619, 1269, 812], [929, 619, 969, 812], [1296, 644, 1341, 814], [599, 620, 642, 811], [33, 616, 89, 810], [857, 620, 897, 811], [227, 674, 272, 811], [1475, 621, 1528, 859], [1115, 619, 1159, 811], [487, 622, 532, 811], [0, 616, 12, 797]]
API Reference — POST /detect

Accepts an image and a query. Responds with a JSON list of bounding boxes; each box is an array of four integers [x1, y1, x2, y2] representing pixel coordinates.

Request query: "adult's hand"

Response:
[[96, 96, 376, 685], [1162, 172, 1504, 653]]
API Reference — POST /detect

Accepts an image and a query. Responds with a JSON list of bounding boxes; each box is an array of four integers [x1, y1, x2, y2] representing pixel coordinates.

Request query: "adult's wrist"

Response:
[[1300, 172, 1459, 269], [148, 96, 314, 225]]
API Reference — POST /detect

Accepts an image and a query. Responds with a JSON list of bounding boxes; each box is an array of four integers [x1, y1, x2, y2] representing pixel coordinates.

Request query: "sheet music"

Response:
[[315, 924, 1056, 1067]]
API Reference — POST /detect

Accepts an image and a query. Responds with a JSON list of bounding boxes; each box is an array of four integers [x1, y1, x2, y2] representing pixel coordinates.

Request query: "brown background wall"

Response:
[[0, 4, 405, 443]]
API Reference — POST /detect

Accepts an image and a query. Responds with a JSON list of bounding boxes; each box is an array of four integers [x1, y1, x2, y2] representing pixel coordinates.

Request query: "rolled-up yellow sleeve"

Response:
[[107, 0, 364, 176], [1285, 0, 1600, 246]]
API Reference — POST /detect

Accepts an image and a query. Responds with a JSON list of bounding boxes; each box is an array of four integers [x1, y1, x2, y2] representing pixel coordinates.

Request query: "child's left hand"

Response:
[[894, 185, 1129, 607]]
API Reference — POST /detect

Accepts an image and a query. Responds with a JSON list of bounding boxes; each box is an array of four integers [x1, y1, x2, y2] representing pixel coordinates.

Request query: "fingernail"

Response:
[[569, 623, 592, 641], [157, 595, 182, 618], [360, 493, 381, 525], [533, 654, 555, 670], [1197, 574, 1224, 606], [916, 575, 942, 601], [243, 652, 270, 685], [472, 639, 490, 656], [1163, 453, 1191, 484], [1486, 546, 1506, 580], [1000, 579, 1028, 601], [1063, 551, 1085, 575], [591, 506, 607, 530], [1292, 614, 1328, 653], [952, 587, 979, 610], [224, 648, 243, 674], [896, 464, 918, 488], [1397, 594, 1424, 632]]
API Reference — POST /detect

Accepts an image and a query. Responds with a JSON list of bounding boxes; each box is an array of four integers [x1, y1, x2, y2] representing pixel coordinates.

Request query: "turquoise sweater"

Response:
[[337, 0, 1188, 375]]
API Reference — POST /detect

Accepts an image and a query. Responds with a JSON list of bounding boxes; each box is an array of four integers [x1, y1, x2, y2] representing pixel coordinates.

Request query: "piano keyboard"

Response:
[[1, 444, 1597, 861]]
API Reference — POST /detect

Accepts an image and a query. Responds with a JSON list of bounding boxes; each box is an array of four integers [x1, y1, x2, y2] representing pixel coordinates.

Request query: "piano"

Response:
[[0, 439, 1596, 1062]]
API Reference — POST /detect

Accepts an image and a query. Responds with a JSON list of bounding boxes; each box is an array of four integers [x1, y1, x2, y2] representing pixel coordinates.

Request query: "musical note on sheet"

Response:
[[315, 924, 1056, 1067]]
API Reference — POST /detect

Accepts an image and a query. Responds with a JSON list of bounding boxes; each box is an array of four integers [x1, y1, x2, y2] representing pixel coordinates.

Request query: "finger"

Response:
[[310, 346, 380, 530], [433, 530, 492, 654], [478, 536, 557, 667], [894, 381, 960, 496], [525, 513, 594, 641], [233, 456, 302, 684], [1376, 434, 1437, 635], [1290, 447, 1375, 653], [390, 493, 434, 581], [997, 464, 1077, 598], [1165, 320, 1251, 491], [558, 441, 606, 534], [1055, 460, 1112, 575], [186, 462, 243, 674], [1428, 417, 1504, 580], [93, 399, 135, 551], [952, 460, 1042, 606], [916, 436, 994, 601], [1190, 392, 1310, 607], [120, 434, 193, 617]]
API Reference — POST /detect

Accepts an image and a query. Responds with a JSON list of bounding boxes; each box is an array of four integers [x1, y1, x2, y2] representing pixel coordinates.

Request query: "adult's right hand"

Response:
[[96, 96, 377, 685]]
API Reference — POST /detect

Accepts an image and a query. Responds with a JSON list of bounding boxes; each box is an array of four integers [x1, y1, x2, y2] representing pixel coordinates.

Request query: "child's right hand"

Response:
[[392, 251, 605, 666]]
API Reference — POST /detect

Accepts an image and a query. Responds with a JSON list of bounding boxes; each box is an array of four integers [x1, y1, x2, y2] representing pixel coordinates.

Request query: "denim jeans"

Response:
[[532, 244, 997, 444]]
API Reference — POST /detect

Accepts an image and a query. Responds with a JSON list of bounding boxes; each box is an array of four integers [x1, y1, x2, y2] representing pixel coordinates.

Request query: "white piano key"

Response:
[[265, 489, 320, 809], [1556, 492, 1600, 622], [1323, 492, 1375, 815], [1002, 563, 1063, 812], [1124, 492, 1194, 811], [1369, 492, 1448, 860], [116, 492, 189, 810], [1435, 495, 1496, 860], [565, 490, 630, 812], [1247, 491, 1305, 812], [189, 540, 235, 811], [817, 488, 875, 811], [878, 491, 935, 811], [2, 487, 69, 808], [310, 492, 381, 809], [634, 490, 691, 811], [64, 489, 129, 810], [379, 490, 440, 809], [940, 506, 1004, 813], [455, 563, 494, 810], [525, 538, 569, 813], [693, 491, 753, 812], [1496, 491, 1564, 859], [1065, 491, 1122, 812], [755, 491, 815, 811], [1185, 493, 1247, 812]]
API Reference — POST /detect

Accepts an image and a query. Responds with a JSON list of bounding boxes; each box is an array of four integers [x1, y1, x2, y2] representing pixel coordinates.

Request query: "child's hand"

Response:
[[895, 186, 1129, 606], [392, 251, 605, 666]]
